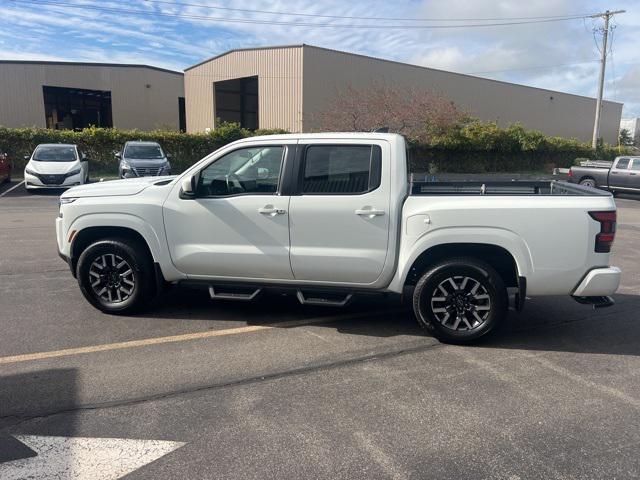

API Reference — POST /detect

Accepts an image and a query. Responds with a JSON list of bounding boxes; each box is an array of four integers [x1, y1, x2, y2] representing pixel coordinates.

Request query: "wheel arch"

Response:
[[403, 243, 522, 289], [70, 226, 155, 276]]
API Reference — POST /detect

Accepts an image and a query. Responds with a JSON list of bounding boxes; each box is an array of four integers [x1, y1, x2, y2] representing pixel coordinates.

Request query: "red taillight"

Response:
[[568, 169, 573, 177], [589, 211, 616, 253]]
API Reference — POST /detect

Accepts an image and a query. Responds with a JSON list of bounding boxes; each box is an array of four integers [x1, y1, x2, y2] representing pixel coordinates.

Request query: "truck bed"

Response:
[[410, 178, 610, 196]]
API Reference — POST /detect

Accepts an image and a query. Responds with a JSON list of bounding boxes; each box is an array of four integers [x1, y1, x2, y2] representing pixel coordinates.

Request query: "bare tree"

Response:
[[312, 83, 467, 142]]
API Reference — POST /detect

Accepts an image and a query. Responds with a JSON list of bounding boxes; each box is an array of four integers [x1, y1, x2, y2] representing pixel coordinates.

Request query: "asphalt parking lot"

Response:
[[1, 180, 639, 479]]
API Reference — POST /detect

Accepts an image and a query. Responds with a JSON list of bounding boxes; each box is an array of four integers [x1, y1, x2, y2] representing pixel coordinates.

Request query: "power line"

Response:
[[9, 0, 595, 29], [142, 0, 596, 23]]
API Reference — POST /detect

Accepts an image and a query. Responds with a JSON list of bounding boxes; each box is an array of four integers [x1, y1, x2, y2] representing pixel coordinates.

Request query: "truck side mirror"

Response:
[[180, 173, 197, 198], [166, 153, 172, 159], [115, 152, 121, 159], [24, 155, 30, 160]]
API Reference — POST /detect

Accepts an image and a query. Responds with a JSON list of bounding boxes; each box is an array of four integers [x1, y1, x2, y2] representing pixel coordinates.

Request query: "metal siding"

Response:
[[0, 63, 184, 130], [184, 46, 303, 133], [302, 46, 623, 144]]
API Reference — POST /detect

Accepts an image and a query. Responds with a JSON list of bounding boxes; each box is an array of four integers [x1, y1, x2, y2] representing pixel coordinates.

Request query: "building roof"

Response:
[[0, 60, 183, 76], [185, 44, 622, 106]]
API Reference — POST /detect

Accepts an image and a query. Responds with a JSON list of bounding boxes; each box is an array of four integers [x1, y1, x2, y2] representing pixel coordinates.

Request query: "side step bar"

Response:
[[206, 284, 355, 307], [209, 286, 262, 301], [296, 290, 353, 307], [573, 295, 615, 309]]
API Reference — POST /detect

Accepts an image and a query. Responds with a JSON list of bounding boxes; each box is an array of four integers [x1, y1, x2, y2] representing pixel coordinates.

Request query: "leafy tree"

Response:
[[619, 128, 634, 146]]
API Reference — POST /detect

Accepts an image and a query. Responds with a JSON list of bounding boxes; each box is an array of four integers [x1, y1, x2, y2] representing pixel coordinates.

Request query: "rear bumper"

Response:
[[572, 267, 621, 297]]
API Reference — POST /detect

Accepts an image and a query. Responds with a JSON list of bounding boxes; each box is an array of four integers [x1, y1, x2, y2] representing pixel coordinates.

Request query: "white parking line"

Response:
[[0, 181, 25, 198]]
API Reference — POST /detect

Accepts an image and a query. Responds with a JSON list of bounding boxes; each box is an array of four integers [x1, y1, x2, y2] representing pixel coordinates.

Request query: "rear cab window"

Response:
[[301, 145, 382, 195]]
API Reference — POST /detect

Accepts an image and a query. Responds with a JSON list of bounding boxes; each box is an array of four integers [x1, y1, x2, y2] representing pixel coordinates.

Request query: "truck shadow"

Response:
[[147, 288, 640, 356]]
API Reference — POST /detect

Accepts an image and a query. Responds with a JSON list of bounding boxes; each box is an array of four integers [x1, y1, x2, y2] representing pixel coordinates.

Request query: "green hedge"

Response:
[[0, 121, 627, 175], [0, 123, 287, 174], [408, 122, 625, 173]]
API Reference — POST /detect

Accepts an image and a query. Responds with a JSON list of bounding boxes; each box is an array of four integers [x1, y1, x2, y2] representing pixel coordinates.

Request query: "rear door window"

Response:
[[630, 159, 640, 171], [301, 145, 382, 194], [615, 158, 631, 170]]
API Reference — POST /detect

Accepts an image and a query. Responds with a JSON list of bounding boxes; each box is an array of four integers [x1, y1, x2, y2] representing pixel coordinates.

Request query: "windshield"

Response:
[[32, 146, 77, 162], [124, 144, 164, 159]]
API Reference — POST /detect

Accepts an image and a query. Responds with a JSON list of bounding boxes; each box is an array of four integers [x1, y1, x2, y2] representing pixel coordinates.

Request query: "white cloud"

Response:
[[0, 0, 638, 116]]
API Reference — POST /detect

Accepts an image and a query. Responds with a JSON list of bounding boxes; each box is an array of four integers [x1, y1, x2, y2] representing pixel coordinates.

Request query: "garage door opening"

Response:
[[43, 85, 113, 130], [214, 76, 258, 130]]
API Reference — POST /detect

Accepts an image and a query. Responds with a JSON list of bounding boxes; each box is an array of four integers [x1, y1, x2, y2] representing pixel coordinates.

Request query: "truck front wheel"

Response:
[[76, 238, 155, 314], [412, 258, 508, 344]]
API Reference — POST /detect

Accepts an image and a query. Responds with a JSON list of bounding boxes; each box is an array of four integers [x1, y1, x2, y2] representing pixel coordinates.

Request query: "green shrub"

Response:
[[408, 121, 626, 173], [0, 120, 629, 175], [0, 123, 287, 174]]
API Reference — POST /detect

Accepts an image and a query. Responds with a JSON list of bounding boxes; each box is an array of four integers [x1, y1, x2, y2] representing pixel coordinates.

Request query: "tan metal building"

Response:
[[185, 44, 623, 143], [0, 61, 185, 131]]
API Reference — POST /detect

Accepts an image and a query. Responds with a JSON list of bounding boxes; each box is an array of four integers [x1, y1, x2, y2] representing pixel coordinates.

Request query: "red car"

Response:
[[0, 152, 11, 183]]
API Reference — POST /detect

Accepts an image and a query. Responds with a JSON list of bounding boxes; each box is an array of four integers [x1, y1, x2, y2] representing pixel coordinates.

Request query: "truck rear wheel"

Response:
[[579, 177, 596, 188], [76, 238, 155, 314], [412, 257, 507, 344]]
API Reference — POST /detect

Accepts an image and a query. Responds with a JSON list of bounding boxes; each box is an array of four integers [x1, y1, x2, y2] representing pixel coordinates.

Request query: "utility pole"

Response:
[[590, 9, 625, 149]]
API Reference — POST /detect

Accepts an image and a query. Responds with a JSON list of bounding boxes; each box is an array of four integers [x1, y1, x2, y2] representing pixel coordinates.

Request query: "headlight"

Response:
[[25, 168, 37, 176], [66, 168, 81, 177], [59, 197, 77, 205], [120, 160, 131, 170]]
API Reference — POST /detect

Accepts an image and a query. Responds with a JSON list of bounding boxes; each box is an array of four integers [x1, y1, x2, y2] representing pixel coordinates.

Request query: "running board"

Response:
[[209, 286, 262, 301], [296, 290, 353, 307]]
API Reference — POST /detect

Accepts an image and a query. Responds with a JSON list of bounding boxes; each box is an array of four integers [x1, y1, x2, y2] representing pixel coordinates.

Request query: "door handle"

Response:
[[259, 205, 286, 216], [355, 207, 385, 218], [611, 171, 618, 174], [631, 173, 638, 176]]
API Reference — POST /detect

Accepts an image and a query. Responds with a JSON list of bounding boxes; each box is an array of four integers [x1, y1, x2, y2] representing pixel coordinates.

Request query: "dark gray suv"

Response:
[[117, 141, 171, 178]]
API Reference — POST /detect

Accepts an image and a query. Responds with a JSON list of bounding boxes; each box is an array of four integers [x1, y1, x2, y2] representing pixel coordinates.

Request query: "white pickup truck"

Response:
[[57, 133, 621, 343]]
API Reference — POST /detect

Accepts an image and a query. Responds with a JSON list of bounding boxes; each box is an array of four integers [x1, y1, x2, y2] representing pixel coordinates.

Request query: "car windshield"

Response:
[[124, 145, 164, 159], [32, 146, 77, 162]]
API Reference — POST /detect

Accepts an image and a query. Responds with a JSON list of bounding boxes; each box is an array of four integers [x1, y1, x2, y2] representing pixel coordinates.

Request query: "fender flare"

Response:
[[388, 226, 533, 293]]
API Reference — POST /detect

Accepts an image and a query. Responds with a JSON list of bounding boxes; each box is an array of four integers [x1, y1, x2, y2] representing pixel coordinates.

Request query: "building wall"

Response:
[[302, 46, 623, 144], [0, 62, 184, 130], [184, 46, 303, 133]]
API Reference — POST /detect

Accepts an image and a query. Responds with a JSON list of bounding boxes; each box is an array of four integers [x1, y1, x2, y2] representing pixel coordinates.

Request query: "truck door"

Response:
[[288, 141, 391, 284], [629, 159, 640, 190], [609, 157, 631, 189], [163, 143, 295, 280]]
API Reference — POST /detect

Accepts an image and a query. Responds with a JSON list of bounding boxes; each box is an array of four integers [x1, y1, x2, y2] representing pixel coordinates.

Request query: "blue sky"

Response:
[[1, 0, 638, 117]]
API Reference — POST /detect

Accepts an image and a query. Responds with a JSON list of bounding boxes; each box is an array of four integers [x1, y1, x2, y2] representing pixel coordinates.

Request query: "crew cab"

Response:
[[569, 156, 640, 194], [57, 133, 621, 343]]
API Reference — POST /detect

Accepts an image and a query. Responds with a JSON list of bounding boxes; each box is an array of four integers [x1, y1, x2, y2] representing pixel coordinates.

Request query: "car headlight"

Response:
[[163, 162, 171, 172], [120, 160, 131, 170], [59, 197, 77, 206], [25, 168, 37, 176], [66, 168, 81, 177]]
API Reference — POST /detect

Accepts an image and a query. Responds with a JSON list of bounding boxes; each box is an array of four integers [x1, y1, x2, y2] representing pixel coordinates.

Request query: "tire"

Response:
[[76, 238, 155, 314], [579, 177, 596, 188], [412, 257, 508, 344]]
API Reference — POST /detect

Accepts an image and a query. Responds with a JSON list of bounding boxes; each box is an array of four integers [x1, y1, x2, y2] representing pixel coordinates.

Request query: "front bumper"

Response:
[[25, 172, 82, 189], [572, 267, 621, 297]]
